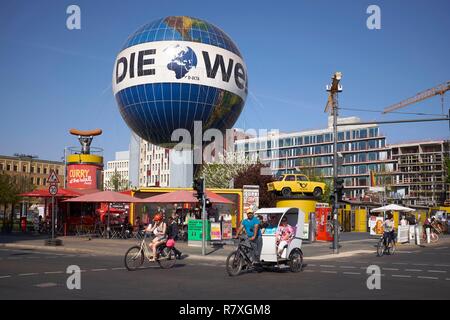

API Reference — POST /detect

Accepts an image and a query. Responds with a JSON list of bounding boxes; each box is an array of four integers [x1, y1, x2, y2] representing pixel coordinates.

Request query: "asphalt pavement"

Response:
[[1, 232, 449, 299]]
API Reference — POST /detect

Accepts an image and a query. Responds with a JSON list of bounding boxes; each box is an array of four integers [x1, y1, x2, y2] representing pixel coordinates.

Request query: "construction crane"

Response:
[[383, 80, 450, 114]]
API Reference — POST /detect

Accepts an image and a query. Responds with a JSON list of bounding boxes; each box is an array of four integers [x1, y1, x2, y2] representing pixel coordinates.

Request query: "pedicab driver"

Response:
[[235, 208, 262, 265]]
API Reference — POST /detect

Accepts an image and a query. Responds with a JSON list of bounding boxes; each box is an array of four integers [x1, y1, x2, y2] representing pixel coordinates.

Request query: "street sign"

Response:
[[49, 185, 58, 196], [47, 170, 60, 184]]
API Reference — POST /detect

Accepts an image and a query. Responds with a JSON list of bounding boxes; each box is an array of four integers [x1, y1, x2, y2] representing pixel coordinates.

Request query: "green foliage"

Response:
[[200, 151, 254, 188], [232, 163, 277, 208], [104, 169, 130, 192]]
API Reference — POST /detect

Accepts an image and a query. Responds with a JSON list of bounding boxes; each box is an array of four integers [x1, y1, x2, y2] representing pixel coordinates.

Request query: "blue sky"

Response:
[[0, 0, 449, 163]]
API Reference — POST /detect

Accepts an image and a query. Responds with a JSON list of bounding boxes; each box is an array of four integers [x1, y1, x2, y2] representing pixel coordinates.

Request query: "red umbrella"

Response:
[[139, 190, 198, 203], [19, 188, 82, 198], [140, 190, 233, 204], [63, 190, 139, 239], [205, 190, 233, 204], [62, 190, 139, 203]]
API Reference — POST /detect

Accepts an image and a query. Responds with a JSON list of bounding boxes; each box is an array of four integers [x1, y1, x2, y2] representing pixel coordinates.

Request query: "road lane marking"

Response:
[[340, 266, 357, 269], [0, 275, 11, 279], [18, 273, 38, 276], [319, 265, 336, 268], [383, 268, 399, 271], [412, 263, 429, 266], [320, 271, 337, 274], [418, 276, 438, 280], [111, 267, 126, 270], [91, 269, 107, 272], [392, 275, 411, 278], [307, 264, 316, 266], [427, 270, 447, 273], [433, 247, 448, 250], [44, 271, 63, 274], [434, 264, 450, 267], [343, 272, 361, 275], [35, 282, 58, 288], [392, 262, 408, 265], [405, 269, 422, 272]]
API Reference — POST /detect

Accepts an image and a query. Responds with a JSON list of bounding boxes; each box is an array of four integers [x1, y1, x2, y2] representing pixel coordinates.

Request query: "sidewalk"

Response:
[[0, 232, 448, 262]]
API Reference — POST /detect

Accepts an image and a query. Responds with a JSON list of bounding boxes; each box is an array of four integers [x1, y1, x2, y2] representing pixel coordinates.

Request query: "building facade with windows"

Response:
[[0, 154, 64, 190], [234, 117, 395, 198], [138, 141, 171, 187], [103, 151, 130, 191], [386, 140, 450, 207]]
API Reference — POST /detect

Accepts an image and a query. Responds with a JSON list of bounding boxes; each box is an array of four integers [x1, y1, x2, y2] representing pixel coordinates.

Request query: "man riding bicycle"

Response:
[[235, 208, 262, 266]]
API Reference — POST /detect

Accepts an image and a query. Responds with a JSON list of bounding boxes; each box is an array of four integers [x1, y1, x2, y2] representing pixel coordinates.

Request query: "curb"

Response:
[[0, 243, 97, 255]]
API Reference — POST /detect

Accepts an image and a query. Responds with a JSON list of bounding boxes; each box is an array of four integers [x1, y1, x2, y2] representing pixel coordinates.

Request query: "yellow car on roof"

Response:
[[267, 174, 326, 198]]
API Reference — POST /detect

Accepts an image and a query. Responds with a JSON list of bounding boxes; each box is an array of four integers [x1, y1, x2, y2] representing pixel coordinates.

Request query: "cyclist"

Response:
[[235, 208, 262, 266], [145, 214, 167, 261], [383, 213, 395, 247]]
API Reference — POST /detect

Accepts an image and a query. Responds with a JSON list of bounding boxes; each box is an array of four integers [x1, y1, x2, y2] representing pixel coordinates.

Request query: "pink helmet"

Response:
[[166, 239, 175, 247]]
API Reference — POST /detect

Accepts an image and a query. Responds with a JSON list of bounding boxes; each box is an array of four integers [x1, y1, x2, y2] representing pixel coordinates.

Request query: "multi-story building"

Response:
[[139, 141, 171, 187], [103, 151, 130, 191], [234, 116, 395, 198], [0, 154, 64, 190], [387, 140, 450, 207]]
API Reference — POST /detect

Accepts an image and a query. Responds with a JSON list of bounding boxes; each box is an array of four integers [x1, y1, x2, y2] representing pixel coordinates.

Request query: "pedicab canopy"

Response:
[[371, 204, 415, 213]]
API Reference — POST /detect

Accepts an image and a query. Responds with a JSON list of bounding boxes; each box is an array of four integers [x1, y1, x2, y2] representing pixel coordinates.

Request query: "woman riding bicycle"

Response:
[[383, 213, 395, 246], [145, 213, 167, 262]]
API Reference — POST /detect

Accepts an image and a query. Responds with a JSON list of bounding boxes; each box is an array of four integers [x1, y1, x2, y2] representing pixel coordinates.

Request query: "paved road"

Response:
[[1, 238, 449, 299]]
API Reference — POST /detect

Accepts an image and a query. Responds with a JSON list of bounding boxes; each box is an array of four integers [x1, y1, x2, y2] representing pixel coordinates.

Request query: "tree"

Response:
[[0, 172, 35, 232], [233, 163, 278, 208], [104, 168, 130, 192], [200, 150, 254, 188], [295, 167, 332, 203]]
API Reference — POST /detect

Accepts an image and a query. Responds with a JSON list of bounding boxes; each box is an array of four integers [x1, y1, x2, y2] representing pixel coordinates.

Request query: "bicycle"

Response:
[[226, 235, 257, 276], [422, 226, 439, 243], [377, 232, 396, 256], [124, 232, 177, 271]]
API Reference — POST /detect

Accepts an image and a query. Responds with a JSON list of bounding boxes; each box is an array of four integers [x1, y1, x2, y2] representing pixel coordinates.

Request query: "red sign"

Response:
[[67, 164, 98, 189]]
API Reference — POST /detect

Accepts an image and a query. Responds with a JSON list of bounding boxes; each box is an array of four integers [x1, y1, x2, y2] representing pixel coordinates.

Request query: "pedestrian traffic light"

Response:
[[193, 178, 204, 201], [334, 178, 344, 202]]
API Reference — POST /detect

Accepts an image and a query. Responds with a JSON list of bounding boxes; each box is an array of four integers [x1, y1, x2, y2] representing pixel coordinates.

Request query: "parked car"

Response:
[[267, 174, 326, 198]]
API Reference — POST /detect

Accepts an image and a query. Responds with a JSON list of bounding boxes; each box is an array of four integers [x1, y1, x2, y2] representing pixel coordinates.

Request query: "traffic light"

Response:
[[193, 178, 204, 201], [334, 178, 344, 202], [205, 198, 212, 208]]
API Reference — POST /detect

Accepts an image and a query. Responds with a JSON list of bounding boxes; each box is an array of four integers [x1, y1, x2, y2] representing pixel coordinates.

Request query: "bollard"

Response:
[[415, 225, 420, 245], [426, 227, 431, 244]]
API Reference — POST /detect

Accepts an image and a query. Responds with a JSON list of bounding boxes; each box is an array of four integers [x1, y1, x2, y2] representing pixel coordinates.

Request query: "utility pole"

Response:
[[325, 72, 342, 254], [201, 178, 206, 256]]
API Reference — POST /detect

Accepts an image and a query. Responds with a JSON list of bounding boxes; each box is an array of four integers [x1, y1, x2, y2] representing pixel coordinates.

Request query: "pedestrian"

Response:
[[167, 216, 183, 259]]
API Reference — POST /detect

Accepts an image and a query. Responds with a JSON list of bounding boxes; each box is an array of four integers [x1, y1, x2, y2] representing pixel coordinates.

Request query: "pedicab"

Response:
[[226, 207, 304, 276]]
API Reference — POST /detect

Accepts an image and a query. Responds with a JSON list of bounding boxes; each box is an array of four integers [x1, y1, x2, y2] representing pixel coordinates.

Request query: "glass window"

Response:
[[360, 129, 367, 138], [338, 132, 344, 141], [317, 135, 323, 143], [296, 175, 308, 181], [346, 131, 351, 140], [285, 175, 295, 181], [304, 136, 310, 144]]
